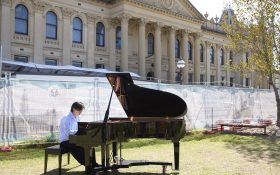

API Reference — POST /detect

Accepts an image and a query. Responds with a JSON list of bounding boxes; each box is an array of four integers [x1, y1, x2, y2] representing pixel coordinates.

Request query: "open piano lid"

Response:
[[106, 73, 187, 118]]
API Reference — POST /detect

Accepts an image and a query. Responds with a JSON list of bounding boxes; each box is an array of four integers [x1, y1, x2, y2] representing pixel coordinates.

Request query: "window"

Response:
[[116, 26, 121, 49], [210, 47, 214, 64], [188, 73, 193, 83], [45, 59, 57, 66], [96, 22, 105, 47], [200, 74, 204, 85], [116, 65, 120, 72], [221, 76, 225, 86], [210, 75, 215, 85], [175, 39, 180, 58], [148, 33, 154, 56], [14, 55, 28, 63], [72, 61, 82, 67], [15, 4, 28, 35], [229, 51, 233, 65], [96, 64, 105, 69], [72, 17, 83, 43], [46, 11, 57, 39], [188, 42, 193, 60], [220, 48, 224, 65], [245, 78, 250, 87], [230, 77, 234, 87], [245, 52, 249, 63], [200, 44, 204, 62]]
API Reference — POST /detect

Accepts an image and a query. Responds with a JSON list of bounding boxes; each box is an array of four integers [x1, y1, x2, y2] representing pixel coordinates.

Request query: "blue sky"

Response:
[[189, 0, 231, 19]]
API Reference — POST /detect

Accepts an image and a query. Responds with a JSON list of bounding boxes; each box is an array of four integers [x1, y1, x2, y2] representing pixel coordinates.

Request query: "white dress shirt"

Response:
[[59, 112, 80, 143]]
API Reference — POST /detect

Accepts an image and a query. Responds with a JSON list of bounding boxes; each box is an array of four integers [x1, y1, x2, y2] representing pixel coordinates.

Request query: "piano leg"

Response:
[[106, 144, 110, 167], [85, 166, 92, 175], [112, 142, 118, 163], [101, 144, 106, 168], [173, 142, 180, 170]]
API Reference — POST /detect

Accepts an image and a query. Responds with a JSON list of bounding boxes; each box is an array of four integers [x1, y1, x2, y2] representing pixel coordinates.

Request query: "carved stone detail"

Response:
[[72, 43, 84, 50], [132, 0, 196, 20], [1, 0, 11, 6], [34, 0, 45, 13], [61, 8, 73, 18], [86, 13, 97, 23], [118, 13, 132, 23]]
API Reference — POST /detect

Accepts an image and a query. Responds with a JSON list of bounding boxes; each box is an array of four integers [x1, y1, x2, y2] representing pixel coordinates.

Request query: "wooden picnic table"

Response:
[[218, 123, 268, 135]]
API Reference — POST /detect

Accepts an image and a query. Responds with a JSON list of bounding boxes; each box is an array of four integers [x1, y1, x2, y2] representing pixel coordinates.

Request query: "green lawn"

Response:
[[1, 133, 280, 175]]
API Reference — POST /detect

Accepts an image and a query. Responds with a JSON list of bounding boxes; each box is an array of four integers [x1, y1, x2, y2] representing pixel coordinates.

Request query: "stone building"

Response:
[[0, 0, 268, 88]]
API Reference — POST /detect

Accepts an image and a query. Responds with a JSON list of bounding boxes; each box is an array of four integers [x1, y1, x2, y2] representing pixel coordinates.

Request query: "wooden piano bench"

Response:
[[44, 145, 70, 175]]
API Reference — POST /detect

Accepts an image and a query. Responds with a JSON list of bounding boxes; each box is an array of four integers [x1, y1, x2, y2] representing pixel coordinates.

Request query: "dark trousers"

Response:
[[60, 141, 97, 166]]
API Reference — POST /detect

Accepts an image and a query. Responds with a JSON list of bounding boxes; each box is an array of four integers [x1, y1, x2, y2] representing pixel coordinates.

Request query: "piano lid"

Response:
[[106, 73, 187, 118]]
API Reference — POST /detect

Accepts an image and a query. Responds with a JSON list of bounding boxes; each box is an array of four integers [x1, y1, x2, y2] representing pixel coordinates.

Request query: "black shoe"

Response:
[[92, 162, 101, 167]]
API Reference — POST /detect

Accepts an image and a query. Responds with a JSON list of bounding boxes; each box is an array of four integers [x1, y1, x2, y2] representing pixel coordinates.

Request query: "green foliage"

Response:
[[223, 0, 280, 78]]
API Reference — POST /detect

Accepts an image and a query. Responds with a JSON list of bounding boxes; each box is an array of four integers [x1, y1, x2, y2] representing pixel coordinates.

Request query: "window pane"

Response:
[[15, 5, 28, 19], [15, 55, 28, 63], [46, 12, 57, 25], [15, 19, 28, 34], [72, 61, 82, 67], [45, 59, 57, 65], [73, 30, 82, 43], [46, 25, 56, 39], [73, 18, 82, 30], [96, 35, 104, 46]]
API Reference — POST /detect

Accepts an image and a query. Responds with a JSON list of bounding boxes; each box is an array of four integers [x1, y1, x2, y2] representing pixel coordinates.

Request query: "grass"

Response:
[[1, 133, 280, 174]]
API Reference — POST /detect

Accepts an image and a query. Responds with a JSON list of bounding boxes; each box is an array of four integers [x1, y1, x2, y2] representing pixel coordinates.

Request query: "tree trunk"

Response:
[[269, 75, 280, 127]]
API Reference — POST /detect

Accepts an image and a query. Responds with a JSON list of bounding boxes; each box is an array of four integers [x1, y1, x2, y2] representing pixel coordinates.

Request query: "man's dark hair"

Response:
[[71, 102, 85, 112]]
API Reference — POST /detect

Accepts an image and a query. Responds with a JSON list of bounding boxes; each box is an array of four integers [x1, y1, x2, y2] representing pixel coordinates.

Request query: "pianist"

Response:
[[59, 102, 97, 166]]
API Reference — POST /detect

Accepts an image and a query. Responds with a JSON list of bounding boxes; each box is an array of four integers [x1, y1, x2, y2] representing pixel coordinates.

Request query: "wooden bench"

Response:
[[44, 145, 70, 175], [218, 123, 268, 135]]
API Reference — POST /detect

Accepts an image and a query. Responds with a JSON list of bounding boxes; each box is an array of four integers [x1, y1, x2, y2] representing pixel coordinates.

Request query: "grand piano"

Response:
[[69, 73, 187, 174]]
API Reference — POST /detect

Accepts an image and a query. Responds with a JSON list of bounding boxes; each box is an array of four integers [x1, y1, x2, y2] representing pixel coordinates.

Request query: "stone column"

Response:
[[205, 42, 210, 83], [62, 8, 72, 65], [154, 22, 163, 80], [194, 33, 201, 83], [138, 18, 146, 77], [0, 0, 11, 59], [87, 14, 96, 68], [169, 27, 176, 82], [120, 14, 130, 72], [216, 44, 220, 85], [182, 29, 189, 84], [33, 1, 45, 64], [109, 19, 117, 71]]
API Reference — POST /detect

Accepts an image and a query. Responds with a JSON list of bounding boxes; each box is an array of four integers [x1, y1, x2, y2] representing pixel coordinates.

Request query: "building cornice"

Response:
[[125, 0, 204, 25]]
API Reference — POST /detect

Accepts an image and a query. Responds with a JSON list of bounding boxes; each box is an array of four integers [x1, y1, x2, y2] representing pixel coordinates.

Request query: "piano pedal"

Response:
[[170, 170, 180, 175]]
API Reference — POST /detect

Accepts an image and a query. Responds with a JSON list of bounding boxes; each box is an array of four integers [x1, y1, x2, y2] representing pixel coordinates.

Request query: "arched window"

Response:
[[116, 26, 121, 49], [96, 22, 105, 47], [245, 52, 249, 63], [15, 4, 28, 35], [229, 51, 233, 65], [148, 33, 154, 56], [72, 17, 83, 43], [220, 48, 224, 65], [210, 46, 214, 64], [200, 44, 204, 62], [46, 11, 57, 39], [175, 39, 180, 58], [188, 42, 193, 60]]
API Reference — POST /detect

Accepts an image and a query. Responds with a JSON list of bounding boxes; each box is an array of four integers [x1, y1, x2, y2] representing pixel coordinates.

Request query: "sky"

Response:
[[189, 0, 231, 19]]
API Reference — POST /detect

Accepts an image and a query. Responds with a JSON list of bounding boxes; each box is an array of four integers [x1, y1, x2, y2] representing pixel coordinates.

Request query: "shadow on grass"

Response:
[[42, 169, 170, 175], [182, 132, 280, 164]]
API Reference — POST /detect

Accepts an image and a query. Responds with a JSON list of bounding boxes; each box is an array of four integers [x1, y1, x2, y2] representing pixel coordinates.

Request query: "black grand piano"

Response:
[[69, 73, 187, 174]]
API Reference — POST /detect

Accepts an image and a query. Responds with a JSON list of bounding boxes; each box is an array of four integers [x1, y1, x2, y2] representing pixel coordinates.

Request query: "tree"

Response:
[[223, 0, 280, 126]]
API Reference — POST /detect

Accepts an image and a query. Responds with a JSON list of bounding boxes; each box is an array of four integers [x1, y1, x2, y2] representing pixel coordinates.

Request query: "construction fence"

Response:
[[0, 75, 277, 144]]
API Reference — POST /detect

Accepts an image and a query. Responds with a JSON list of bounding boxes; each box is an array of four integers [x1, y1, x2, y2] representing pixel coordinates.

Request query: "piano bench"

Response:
[[44, 145, 70, 175]]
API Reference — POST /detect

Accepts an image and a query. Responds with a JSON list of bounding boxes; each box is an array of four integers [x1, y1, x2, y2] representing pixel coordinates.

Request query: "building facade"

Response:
[[0, 0, 268, 88]]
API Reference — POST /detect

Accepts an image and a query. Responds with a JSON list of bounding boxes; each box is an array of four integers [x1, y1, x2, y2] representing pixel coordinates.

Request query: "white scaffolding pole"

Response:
[[0, 45, 2, 76]]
